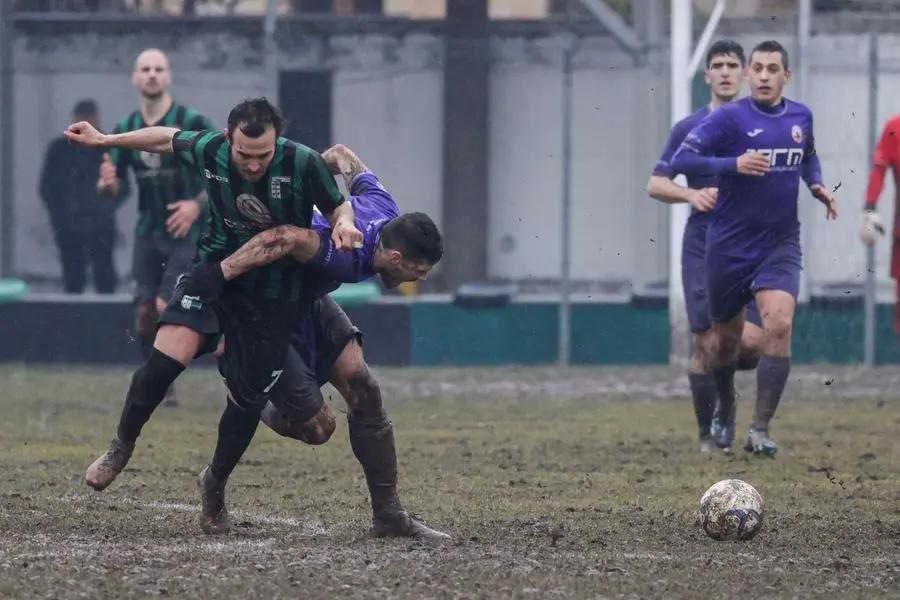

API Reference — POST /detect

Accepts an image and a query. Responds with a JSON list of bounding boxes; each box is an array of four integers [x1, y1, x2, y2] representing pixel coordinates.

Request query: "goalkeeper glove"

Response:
[[859, 208, 885, 246]]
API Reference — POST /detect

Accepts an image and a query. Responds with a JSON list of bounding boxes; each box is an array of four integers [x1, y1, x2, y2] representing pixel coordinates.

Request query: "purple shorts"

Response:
[[706, 237, 802, 324], [682, 216, 762, 333]]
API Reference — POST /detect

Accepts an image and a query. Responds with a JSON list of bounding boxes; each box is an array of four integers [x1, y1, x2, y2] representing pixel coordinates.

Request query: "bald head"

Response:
[[134, 48, 169, 71], [131, 48, 171, 100]]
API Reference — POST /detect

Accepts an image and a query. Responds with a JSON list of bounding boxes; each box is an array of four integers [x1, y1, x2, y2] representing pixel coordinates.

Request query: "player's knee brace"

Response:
[[260, 402, 336, 445]]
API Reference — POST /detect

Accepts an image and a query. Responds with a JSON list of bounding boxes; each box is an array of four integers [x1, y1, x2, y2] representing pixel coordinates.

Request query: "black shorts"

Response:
[[269, 295, 362, 422], [159, 264, 301, 411], [132, 235, 196, 304]]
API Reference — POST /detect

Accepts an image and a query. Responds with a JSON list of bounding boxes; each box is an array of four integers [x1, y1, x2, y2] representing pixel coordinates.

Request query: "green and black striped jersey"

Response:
[[171, 130, 346, 300], [110, 102, 215, 240]]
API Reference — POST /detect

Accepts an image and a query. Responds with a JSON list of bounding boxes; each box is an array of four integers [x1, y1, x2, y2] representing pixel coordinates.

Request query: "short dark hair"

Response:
[[750, 40, 789, 70], [73, 99, 98, 118], [380, 212, 443, 265], [227, 97, 285, 138], [706, 40, 745, 68]]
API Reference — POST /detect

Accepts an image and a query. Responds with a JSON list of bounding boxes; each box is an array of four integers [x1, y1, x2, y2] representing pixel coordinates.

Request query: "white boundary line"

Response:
[[45, 493, 330, 536]]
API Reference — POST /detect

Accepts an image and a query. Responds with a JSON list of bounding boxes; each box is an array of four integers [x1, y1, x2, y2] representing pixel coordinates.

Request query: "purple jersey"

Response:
[[671, 97, 820, 322], [654, 104, 763, 332], [307, 172, 398, 292], [653, 106, 717, 230], [653, 106, 717, 193], [671, 97, 823, 255]]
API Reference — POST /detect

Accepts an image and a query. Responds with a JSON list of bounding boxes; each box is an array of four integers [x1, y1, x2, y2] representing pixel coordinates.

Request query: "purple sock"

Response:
[[754, 355, 791, 431]]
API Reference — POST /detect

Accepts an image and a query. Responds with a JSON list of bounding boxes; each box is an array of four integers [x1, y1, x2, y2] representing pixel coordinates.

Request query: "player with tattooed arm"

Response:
[[196, 143, 447, 539], [65, 98, 363, 531]]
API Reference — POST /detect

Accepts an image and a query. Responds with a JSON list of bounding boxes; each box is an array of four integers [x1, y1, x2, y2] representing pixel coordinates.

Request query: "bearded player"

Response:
[[670, 40, 837, 457], [99, 48, 215, 407], [67, 98, 364, 526], [646, 39, 764, 453], [189, 144, 447, 539]]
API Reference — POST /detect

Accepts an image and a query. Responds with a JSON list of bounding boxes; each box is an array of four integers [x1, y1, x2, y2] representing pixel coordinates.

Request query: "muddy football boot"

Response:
[[371, 511, 451, 542], [744, 427, 778, 457], [698, 434, 718, 453], [85, 437, 136, 491], [711, 386, 739, 452], [710, 407, 737, 453], [198, 467, 230, 535], [162, 384, 179, 407]]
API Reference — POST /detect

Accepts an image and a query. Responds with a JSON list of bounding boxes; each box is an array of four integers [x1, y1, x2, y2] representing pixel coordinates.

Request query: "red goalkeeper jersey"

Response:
[[866, 115, 900, 235]]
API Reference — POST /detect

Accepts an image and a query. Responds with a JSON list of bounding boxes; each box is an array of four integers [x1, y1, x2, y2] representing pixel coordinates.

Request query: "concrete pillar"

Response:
[[439, 0, 490, 292]]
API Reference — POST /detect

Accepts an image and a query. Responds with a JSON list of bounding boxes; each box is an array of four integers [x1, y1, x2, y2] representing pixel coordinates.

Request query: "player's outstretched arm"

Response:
[[179, 225, 316, 304], [218, 225, 363, 283], [65, 121, 179, 154], [218, 225, 317, 281], [184, 223, 365, 304]]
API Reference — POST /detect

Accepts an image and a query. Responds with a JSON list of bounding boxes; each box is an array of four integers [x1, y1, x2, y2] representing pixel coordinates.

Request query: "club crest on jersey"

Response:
[[270, 176, 290, 200], [235, 193, 274, 228], [139, 151, 162, 169], [791, 125, 803, 144]]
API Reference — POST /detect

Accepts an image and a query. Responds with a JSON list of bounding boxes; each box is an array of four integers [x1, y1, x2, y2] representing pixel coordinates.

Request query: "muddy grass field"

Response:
[[0, 364, 898, 599]]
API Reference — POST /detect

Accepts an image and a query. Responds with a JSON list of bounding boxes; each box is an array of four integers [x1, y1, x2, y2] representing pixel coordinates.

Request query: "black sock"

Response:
[[348, 411, 402, 518], [712, 364, 737, 422], [754, 355, 791, 431], [688, 372, 717, 437], [138, 331, 155, 362], [209, 400, 262, 483], [116, 348, 185, 443]]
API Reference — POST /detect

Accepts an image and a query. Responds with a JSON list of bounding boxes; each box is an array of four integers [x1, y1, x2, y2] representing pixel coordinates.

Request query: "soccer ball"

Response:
[[698, 479, 764, 541]]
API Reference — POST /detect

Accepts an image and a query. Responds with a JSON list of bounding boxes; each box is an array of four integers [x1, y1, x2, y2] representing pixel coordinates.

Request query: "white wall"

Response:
[[10, 30, 900, 297]]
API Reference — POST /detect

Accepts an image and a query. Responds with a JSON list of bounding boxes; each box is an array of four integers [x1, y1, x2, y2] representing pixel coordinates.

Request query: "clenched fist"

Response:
[[66, 121, 107, 148]]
